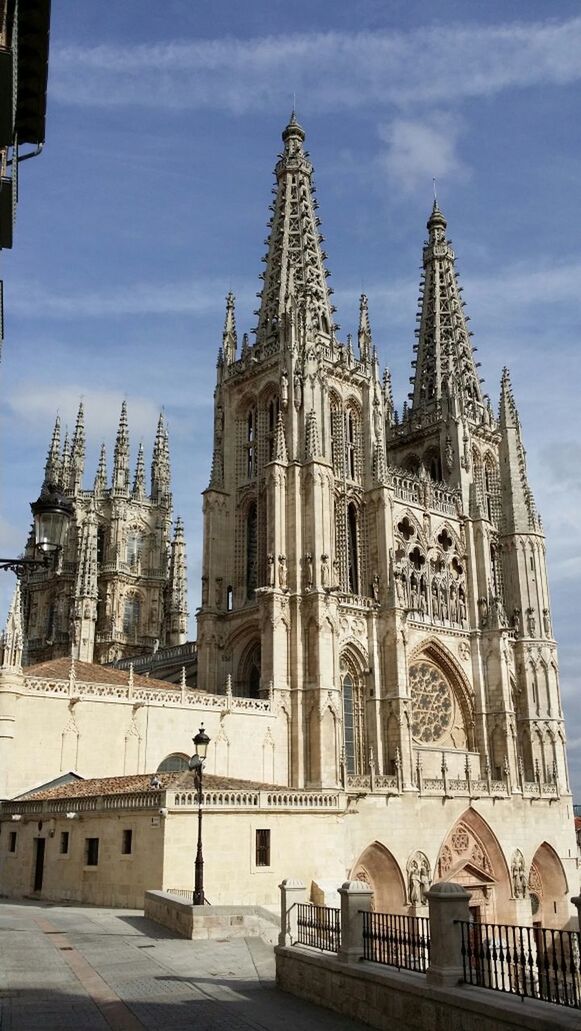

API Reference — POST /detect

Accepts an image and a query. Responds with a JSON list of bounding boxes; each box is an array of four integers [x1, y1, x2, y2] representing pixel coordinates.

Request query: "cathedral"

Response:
[[0, 115, 575, 924]]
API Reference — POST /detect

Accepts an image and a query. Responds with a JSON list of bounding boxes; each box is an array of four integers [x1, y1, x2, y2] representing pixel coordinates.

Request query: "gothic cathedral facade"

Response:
[[197, 113, 567, 801]]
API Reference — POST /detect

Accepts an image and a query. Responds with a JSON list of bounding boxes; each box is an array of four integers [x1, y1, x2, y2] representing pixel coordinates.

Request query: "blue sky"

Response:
[[1, 1, 580, 789]]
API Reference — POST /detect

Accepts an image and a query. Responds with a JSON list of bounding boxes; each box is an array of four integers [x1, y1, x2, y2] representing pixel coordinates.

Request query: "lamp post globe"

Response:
[[30, 483, 73, 556]]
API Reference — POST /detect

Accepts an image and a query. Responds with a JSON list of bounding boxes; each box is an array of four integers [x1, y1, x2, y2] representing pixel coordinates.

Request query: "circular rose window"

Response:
[[410, 661, 454, 744]]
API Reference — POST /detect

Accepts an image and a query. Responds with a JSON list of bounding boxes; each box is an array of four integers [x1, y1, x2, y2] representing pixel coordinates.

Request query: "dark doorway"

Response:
[[33, 838, 45, 892]]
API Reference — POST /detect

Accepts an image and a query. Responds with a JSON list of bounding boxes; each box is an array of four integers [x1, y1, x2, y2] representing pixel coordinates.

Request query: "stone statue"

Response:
[[477, 596, 489, 628], [396, 572, 407, 607], [305, 553, 313, 590], [493, 596, 508, 628], [431, 581, 440, 618], [542, 608, 551, 636], [409, 861, 421, 905], [267, 553, 275, 587], [512, 852, 528, 899], [321, 554, 329, 589], [293, 370, 303, 410], [278, 555, 287, 590], [333, 558, 341, 590], [419, 859, 431, 904], [512, 608, 521, 635], [459, 591, 467, 627], [371, 574, 380, 603], [280, 370, 289, 409], [526, 608, 536, 637]]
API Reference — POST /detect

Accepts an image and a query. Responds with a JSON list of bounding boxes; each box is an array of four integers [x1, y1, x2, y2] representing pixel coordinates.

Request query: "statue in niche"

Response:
[[419, 858, 431, 904], [371, 574, 380, 604], [449, 587, 458, 623], [278, 555, 287, 590], [333, 558, 341, 590], [408, 860, 421, 905], [459, 591, 467, 627], [280, 370, 289, 410], [542, 609, 551, 636], [267, 553, 275, 587], [440, 589, 449, 620], [512, 608, 521, 635], [395, 572, 407, 607], [419, 577, 428, 614], [410, 573, 419, 609], [493, 596, 508, 628], [444, 435, 454, 472], [431, 581, 440, 618], [304, 553, 313, 590], [321, 554, 329, 589], [478, 596, 489, 628], [526, 608, 536, 637], [293, 370, 303, 410], [408, 854, 431, 905], [511, 851, 528, 899], [373, 398, 382, 442]]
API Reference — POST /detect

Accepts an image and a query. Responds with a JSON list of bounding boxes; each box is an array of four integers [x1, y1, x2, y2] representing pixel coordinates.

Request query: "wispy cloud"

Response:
[[377, 113, 467, 194], [50, 18, 581, 112], [8, 278, 254, 319]]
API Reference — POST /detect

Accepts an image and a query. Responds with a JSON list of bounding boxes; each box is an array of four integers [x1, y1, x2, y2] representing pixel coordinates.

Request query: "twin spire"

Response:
[[42, 402, 171, 502]]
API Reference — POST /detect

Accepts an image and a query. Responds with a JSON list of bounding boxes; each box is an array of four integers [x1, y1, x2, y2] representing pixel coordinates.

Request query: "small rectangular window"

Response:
[[60, 831, 69, 855], [255, 829, 270, 867], [121, 829, 132, 855], [9, 831, 17, 853], [85, 837, 99, 866]]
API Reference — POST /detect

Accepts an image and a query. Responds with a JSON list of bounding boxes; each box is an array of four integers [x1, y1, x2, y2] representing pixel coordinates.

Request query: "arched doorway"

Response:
[[436, 809, 512, 922], [529, 842, 569, 929], [350, 841, 406, 914]]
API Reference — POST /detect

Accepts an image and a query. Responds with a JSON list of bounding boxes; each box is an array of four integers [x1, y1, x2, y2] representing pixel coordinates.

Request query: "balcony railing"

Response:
[[362, 911, 430, 972], [296, 903, 340, 953]]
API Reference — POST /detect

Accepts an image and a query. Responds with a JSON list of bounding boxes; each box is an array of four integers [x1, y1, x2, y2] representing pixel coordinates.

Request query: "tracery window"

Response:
[[342, 668, 366, 775], [157, 754, 189, 773], [266, 397, 280, 461], [347, 503, 359, 595], [246, 407, 257, 479], [410, 661, 454, 745], [126, 532, 143, 569], [123, 595, 140, 635]]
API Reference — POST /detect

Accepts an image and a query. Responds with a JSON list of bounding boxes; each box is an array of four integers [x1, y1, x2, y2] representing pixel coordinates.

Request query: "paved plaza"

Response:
[[0, 900, 367, 1030]]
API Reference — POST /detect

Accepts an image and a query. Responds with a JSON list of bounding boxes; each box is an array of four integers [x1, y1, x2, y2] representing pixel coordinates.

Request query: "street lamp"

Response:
[[0, 483, 73, 575], [189, 724, 210, 906]]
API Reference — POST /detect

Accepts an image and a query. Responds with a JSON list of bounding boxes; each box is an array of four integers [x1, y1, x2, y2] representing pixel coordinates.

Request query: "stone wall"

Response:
[[144, 890, 280, 943], [276, 945, 579, 1031]]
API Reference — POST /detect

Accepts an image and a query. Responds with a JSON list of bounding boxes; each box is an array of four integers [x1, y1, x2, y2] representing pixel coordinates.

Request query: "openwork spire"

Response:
[[74, 507, 98, 602], [358, 293, 372, 364], [133, 442, 146, 498], [151, 412, 171, 503], [69, 401, 85, 494], [223, 291, 237, 364], [166, 516, 188, 643], [94, 443, 107, 494], [498, 368, 539, 532], [256, 114, 334, 343], [410, 202, 483, 420], [112, 401, 130, 494], [0, 582, 23, 670], [43, 415, 62, 488]]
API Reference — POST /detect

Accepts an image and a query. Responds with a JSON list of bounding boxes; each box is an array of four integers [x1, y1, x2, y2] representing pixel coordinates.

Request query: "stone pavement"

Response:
[[0, 900, 367, 1030]]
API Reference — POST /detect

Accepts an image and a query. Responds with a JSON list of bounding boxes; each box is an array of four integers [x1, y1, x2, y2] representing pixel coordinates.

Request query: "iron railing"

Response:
[[296, 903, 340, 953], [362, 911, 430, 972], [458, 920, 581, 1009]]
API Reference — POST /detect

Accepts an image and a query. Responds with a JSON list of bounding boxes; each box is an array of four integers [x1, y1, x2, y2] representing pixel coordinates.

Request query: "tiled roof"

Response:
[[25, 657, 177, 691], [19, 771, 280, 801]]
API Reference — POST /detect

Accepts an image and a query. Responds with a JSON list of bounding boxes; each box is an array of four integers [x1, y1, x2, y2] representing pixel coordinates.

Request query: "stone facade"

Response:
[[15, 404, 188, 665]]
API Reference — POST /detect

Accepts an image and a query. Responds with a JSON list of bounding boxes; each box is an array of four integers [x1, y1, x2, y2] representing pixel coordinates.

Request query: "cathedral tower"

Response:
[[196, 115, 567, 795], [20, 404, 188, 665]]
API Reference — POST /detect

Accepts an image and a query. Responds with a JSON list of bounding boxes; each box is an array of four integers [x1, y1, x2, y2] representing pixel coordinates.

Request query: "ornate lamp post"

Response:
[[0, 483, 73, 575], [189, 724, 210, 906]]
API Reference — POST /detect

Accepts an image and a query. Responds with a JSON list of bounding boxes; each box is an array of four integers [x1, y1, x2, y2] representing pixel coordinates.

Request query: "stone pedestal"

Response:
[[278, 878, 307, 947], [338, 880, 373, 964], [426, 881, 471, 987]]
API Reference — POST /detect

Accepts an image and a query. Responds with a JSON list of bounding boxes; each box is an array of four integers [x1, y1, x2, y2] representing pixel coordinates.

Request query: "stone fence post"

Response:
[[338, 880, 373, 964], [278, 879, 307, 947], [426, 881, 471, 987]]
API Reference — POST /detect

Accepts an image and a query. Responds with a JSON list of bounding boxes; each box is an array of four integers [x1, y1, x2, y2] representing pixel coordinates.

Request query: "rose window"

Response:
[[410, 661, 454, 744]]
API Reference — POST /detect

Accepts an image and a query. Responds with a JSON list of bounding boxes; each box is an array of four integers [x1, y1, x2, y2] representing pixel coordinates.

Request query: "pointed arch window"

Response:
[[267, 397, 280, 461], [342, 668, 366, 775], [126, 532, 143, 569], [123, 596, 140, 635], [246, 502, 258, 600], [246, 407, 257, 479], [347, 503, 359, 595]]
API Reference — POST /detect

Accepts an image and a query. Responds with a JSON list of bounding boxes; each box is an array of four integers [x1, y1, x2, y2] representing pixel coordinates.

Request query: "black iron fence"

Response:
[[458, 920, 581, 1009], [296, 903, 341, 952], [362, 911, 430, 972]]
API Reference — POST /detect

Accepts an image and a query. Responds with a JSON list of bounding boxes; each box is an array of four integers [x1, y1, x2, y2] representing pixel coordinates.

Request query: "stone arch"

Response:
[[157, 752, 189, 773], [529, 841, 569, 928], [401, 453, 421, 476], [351, 841, 407, 914], [436, 808, 512, 922], [407, 638, 475, 751], [237, 638, 262, 698]]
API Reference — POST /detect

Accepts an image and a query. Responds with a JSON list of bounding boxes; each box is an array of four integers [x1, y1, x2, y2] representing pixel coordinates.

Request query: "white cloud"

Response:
[[49, 17, 581, 112], [5, 386, 161, 444], [377, 114, 467, 194]]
